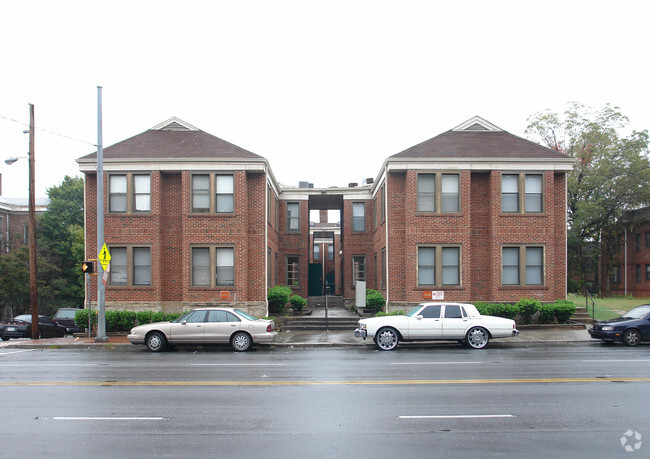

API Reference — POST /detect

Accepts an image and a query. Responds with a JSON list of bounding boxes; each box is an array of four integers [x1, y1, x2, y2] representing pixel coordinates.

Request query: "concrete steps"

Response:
[[281, 316, 360, 330], [571, 307, 595, 325]]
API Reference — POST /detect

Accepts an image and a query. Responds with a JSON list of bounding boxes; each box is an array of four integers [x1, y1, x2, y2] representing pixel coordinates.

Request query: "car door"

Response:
[[441, 305, 470, 339], [169, 310, 207, 343], [203, 310, 241, 343], [640, 312, 650, 341], [407, 305, 442, 339], [38, 317, 58, 337]]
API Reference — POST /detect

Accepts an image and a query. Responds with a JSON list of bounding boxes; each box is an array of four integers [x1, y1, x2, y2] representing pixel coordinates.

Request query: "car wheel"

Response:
[[37, 329, 42, 339], [376, 327, 399, 351], [146, 332, 167, 352], [466, 327, 489, 349], [623, 329, 641, 347], [231, 331, 252, 352], [0, 336, 8, 341]]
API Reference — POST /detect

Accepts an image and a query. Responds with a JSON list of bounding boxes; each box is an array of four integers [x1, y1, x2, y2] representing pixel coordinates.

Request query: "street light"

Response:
[[5, 105, 38, 339]]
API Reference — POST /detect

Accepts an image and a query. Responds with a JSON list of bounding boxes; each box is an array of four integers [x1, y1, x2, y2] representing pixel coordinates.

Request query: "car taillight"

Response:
[[266, 323, 274, 332]]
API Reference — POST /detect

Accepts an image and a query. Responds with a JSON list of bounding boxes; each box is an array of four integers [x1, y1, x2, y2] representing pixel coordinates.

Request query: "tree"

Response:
[[0, 247, 30, 317], [36, 176, 85, 314], [526, 103, 650, 294]]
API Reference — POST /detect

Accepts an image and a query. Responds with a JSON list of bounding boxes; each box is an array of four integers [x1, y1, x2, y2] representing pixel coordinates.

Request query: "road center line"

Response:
[[190, 364, 287, 366], [2, 377, 650, 386], [391, 362, 482, 365], [582, 359, 650, 363], [0, 349, 38, 356], [53, 417, 164, 421], [400, 414, 515, 419]]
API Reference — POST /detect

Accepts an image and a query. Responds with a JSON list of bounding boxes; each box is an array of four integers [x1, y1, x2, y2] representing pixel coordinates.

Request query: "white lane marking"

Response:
[[190, 363, 287, 366], [400, 414, 515, 419], [0, 363, 99, 367], [54, 417, 164, 421], [391, 362, 482, 365], [582, 360, 650, 363], [0, 349, 38, 356]]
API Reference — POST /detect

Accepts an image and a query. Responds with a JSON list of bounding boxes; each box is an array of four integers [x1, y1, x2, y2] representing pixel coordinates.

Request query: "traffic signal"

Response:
[[82, 261, 94, 274]]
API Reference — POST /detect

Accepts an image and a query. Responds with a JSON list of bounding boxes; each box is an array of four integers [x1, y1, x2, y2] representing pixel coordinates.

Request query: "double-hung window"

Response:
[[287, 202, 300, 232], [286, 256, 300, 286], [352, 202, 366, 232], [417, 246, 461, 286], [502, 246, 544, 286], [191, 246, 235, 287], [109, 246, 151, 286], [191, 174, 234, 214], [502, 173, 543, 213], [352, 256, 366, 282], [417, 173, 460, 213], [109, 174, 151, 213]]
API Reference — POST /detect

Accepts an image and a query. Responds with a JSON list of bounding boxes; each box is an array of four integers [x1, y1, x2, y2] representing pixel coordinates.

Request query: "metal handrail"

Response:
[[585, 290, 596, 319]]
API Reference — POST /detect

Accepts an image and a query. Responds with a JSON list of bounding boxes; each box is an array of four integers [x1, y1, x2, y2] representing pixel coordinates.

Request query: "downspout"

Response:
[[264, 166, 269, 316], [564, 173, 568, 299], [624, 226, 628, 296], [384, 174, 389, 311]]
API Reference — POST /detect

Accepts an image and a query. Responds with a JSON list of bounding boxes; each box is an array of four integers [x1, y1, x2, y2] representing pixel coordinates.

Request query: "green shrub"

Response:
[[366, 289, 385, 312], [517, 298, 541, 324], [553, 299, 576, 324], [375, 310, 404, 317], [539, 304, 556, 323], [290, 294, 307, 311], [74, 309, 96, 329], [475, 303, 519, 320], [268, 285, 292, 313], [136, 310, 153, 325]]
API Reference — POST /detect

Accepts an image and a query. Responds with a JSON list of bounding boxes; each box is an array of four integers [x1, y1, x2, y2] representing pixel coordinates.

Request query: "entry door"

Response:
[[308, 263, 323, 296]]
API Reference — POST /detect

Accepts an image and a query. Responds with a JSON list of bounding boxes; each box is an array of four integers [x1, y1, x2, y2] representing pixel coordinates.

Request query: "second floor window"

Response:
[[502, 173, 543, 214], [109, 174, 151, 213], [191, 174, 234, 214], [287, 202, 300, 232], [417, 173, 460, 213], [352, 202, 366, 231]]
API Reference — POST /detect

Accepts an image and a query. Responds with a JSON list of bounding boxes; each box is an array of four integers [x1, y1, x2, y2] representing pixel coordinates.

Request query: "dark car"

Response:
[[52, 308, 82, 334], [588, 304, 650, 346], [0, 314, 67, 340]]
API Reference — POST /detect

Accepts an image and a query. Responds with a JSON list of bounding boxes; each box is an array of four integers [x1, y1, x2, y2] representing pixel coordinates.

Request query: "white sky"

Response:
[[1, 0, 648, 198]]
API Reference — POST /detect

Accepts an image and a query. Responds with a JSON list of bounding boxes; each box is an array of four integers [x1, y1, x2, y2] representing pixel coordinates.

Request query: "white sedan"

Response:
[[354, 302, 519, 350], [128, 308, 277, 352]]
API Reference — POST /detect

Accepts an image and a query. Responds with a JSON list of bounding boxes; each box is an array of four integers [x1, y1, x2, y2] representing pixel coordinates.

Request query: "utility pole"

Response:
[[28, 104, 39, 339], [95, 86, 107, 342]]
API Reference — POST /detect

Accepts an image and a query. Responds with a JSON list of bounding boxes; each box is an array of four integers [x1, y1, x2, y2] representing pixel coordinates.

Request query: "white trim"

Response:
[[386, 158, 575, 172], [150, 117, 199, 131], [452, 116, 503, 132]]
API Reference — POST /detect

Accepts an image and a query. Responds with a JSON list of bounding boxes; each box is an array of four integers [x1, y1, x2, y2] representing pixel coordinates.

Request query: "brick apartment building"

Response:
[[77, 116, 574, 315], [0, 175, 49, 254], [604, 206, 650, 297]]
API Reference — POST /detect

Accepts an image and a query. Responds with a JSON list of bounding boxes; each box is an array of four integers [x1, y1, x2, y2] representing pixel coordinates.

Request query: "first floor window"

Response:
[[191, 246, 235, 287], [502, 246, 544, 286], [417, 245, 461, 286], [636, 265, 642, 283], [109, 246, 151, 287], [646, 264, 650, 281], [287, 256, 300, 286], [353, 256, 366, 282], [611, 265, 621, 284]]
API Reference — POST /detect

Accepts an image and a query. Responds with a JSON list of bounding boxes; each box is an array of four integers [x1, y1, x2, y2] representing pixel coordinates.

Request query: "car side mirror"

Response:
[[182, 320, 187, 325], [416, 315, 423, 320]]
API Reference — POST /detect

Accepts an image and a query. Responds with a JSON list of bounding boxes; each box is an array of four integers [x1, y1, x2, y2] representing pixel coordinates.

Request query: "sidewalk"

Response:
[[0, 325, 591, 350]]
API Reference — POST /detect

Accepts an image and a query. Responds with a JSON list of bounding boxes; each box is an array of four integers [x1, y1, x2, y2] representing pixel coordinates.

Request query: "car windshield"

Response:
[[621, 305, 650, 320], [406, 305, 424, 317], [14, 315, 32, 323], [235, 309, 258, 321], [55, 310, 77, 319], [173, 311, 195, 323]]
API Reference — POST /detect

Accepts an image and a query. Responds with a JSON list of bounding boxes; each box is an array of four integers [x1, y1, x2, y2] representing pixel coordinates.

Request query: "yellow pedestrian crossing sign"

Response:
[[98, 243, 111, 270]]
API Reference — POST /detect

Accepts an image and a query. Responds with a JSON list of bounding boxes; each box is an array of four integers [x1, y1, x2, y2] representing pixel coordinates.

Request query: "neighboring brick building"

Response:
[[604, 207, 650, 297], [0, 190, 49, 254], [77, 116, 573, 315]]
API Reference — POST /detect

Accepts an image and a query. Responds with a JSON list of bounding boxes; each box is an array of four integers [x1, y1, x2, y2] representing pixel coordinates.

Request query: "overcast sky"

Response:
[[1, 0, 648, 198]]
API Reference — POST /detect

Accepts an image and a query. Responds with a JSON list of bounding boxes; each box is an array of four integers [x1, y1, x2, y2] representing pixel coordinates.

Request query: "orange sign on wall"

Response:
[[220, 291, 231, 300]]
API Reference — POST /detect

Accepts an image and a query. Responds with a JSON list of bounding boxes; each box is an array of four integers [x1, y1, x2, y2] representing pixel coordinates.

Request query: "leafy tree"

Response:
[[526, 103, 650, 295], [0, 247, 30, 316], [37, 176, 85, 314]]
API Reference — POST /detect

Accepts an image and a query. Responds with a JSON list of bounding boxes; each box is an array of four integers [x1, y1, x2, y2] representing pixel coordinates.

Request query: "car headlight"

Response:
[[601, 326, 614, 331], [360, 323, 367, 330]]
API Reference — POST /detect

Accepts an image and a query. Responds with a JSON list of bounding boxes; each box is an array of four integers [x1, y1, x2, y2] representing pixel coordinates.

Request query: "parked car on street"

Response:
[[354, 302, 519, 350], [0, 314, 67, 340], [52, 308, 83, 334], [128, 307, 278, 352], [588, 304, 650, 346]]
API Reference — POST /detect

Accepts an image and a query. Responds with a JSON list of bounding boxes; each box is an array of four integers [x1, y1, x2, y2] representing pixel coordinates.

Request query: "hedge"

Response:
[[74, 309, 183, 331]]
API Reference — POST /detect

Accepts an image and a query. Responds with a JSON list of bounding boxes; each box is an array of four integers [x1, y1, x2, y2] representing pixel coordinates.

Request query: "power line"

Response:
[[0, 113, 97, 147]]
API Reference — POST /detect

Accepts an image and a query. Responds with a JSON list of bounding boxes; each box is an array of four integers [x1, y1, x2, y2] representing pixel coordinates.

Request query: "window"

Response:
[[502, 246, 544, 286], [635, 234, 642, 252], [417, 246, 461, 286], [420, 305, 441, 318], [646, 265, 650, 281], [328, 244, 334, 261], [502, 173, 543, 213], [352, 202, 366, 232], [109, 246, 151, 287], [646, 232, 650, 249], [417, 173, 460, 213], [287, 202, 300, 232], [191, 174, 234, 214], [313, 244, 320, 261], [444, 305, 463, 319], [636, 265, 642, 283], [611, 265, 621, 284], [353, 256, 366, 282], [287, 256, 300, 286], [381, 248, 386, 289], [191, 246, 235, 287], [109, 174, 151, 213]]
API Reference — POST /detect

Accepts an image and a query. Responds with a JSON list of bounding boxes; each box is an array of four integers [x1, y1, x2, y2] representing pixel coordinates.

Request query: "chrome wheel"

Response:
[[232, 332, 252, 351], [466, 327, 489, 349], [146, 332, 167, 352], [623, 329, 641, 347], [376, 327, 399, 351]]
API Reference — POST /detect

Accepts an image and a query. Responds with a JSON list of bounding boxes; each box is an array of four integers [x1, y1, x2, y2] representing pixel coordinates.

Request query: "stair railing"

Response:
[[585, 290, 596, 319]]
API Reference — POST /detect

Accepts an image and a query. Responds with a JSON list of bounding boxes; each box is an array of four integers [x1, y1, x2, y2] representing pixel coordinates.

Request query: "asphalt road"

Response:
[[0, 343, 648, 458]]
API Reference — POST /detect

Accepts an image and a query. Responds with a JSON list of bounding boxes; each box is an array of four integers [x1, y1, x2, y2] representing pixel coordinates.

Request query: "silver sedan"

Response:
[[128, 308, 277, 352]]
